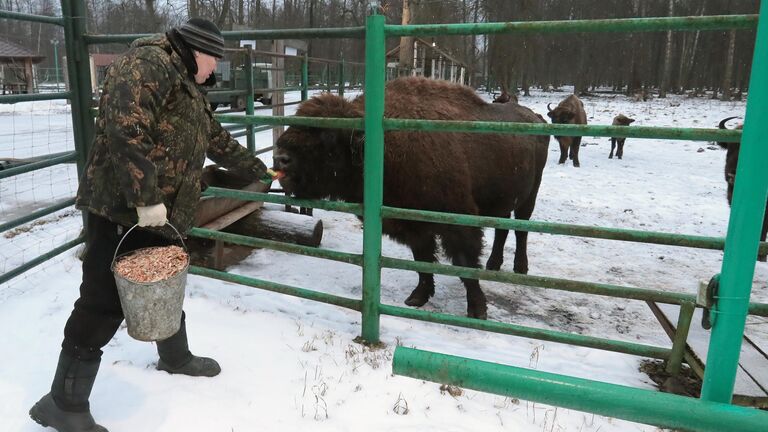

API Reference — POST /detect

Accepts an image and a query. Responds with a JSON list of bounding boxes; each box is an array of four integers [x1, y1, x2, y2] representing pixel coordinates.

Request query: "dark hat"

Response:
[[177, 18, 224, 59]]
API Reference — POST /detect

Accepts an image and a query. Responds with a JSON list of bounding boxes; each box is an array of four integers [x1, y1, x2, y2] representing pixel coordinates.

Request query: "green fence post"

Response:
[[702, 1, 768, 403], [61, 0, 95, 179], [360, 5, 385, 344], [244, 47, 255, 153], [301, 53, 308, 101], [338, 55, 345, 97]]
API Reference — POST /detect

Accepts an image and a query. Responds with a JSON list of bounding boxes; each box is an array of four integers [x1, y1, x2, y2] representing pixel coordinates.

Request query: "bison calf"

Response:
[[547, 95, 587, 167], [273, 77, 549, 319], [717, 116, 767, 262], [609, 114, 635, 159]]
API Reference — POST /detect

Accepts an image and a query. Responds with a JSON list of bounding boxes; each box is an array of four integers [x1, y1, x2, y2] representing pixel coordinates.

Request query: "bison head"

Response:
[[273, 94, 364, 201], [717, 116, 742, 204], [546, 103, 575, 124], [614, 114, 635, 126]]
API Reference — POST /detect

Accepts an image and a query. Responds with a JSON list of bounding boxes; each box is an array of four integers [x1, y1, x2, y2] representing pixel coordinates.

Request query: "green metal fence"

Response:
[[2, 0, 768, 430]]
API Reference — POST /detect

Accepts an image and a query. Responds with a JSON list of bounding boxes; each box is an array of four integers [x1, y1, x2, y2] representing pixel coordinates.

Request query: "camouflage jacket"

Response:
[[76, 35, 267, 236]]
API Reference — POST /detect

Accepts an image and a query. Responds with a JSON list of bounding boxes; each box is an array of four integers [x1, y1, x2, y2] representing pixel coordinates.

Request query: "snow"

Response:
[[1, 87, 765, 432]]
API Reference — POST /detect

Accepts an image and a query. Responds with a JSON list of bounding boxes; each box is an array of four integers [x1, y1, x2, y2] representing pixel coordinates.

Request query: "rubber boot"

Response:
[[156, 320, 220, 377], [29, 350, 108, 432]]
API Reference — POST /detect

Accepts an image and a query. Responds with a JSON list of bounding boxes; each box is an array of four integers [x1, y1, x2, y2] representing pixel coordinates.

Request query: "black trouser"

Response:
[[62, 213, 177, 360]]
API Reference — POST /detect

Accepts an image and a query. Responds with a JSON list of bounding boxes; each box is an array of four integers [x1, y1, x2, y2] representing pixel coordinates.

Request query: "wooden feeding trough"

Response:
[[188, 166, 323, 270]]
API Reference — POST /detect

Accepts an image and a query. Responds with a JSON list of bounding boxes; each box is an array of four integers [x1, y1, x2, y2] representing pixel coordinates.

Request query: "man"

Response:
[[29, 18, 272, 432]]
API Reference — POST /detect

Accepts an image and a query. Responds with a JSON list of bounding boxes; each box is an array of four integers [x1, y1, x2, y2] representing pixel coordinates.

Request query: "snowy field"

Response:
[[1, 87, 766, 432]]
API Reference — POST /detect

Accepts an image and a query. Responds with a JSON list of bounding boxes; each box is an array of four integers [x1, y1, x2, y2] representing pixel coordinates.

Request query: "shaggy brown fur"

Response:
[[547, 94, 587, 167], [609, 114, 635, 159], [273, 77, 549, 319], [716, 117, 767, 261]]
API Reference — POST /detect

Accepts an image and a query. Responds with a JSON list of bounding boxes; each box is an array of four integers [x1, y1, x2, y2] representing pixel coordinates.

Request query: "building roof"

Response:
[[0, 37, 45, 63]]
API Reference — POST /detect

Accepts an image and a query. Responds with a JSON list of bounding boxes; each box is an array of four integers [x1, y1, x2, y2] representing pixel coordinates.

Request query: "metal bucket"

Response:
[[111, 223, 188, 342]]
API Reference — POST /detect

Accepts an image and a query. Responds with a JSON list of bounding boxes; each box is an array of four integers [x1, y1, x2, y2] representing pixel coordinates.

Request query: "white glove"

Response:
[[136, 203, 168, 227]]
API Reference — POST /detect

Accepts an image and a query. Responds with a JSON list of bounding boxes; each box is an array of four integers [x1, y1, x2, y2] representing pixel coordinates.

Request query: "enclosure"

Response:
[[1, 1, 768, 431]]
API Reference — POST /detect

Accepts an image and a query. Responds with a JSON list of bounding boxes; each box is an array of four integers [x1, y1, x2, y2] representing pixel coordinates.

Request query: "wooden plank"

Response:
[[653, 302, 768, 399], [195, 181, 267, 227], [201, 201, 263, 232]]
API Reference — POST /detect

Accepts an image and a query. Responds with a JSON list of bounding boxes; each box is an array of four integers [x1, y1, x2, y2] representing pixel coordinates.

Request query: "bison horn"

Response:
[[718, 116, 740, 129], [547, 103, 553, 112]]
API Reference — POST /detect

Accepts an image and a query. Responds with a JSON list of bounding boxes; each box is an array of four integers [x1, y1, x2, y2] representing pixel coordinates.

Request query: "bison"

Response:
[[609, 114, 635, 159], [547, 94, 587, 167], [717, 116, 767, 262], [493, 84, 517, 104], [273, 76, 549, 319]]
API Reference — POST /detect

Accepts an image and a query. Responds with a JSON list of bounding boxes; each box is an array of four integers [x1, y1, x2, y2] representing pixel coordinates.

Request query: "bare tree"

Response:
[[659, 0, 674, 98]]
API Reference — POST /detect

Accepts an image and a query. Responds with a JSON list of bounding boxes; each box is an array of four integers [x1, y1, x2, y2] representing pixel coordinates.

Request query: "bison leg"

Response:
[[440, 226, 487, 319], [404, 234, 438, 307], [617, 139, 625, 160], [486, 212, 512, 271], [557, 139, 569, 164], [511, 193, 540, 275], [570, 137, 582, 168], [609, 138, 616, 159]]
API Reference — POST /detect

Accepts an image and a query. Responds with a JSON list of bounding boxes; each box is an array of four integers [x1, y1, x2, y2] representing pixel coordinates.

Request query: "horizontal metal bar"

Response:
[[202, 187, 363, 216], [223, 27, 366, 41], [248, 49, 364, 65], [254, 86, 303, 92], [254, 144, 275, 155], [0, 9, 63, 26], [383, 119, 742, 142], [386, 15, 758, 37], [392, 347, 768, 432], [214, 114, 740, 143], [0, 198, 75, 234], [189, 265, 362, 311], [0, 235, 84, 285], [206, 89, 249, 98], [85, 26, 366, 45], [214, 114, 362, 129], [381, 256, 697, 305], [253, 101, 302, 110], [379, 304, 670, 359], [188, 228, 363, 266], [381, 257, 768, 317], [0, 152, 77, 180], [0, 91, 71, 104], [382, 207, 768, 255]]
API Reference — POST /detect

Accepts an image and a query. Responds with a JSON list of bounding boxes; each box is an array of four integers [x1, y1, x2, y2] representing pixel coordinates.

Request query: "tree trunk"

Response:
[[680, 0, 707, 93], [720, 29, 737, 101], [399, 0, 414, 70], [188, 0, 198, 18], [659, 0, 674, 98], [226, 204, 324, 248]]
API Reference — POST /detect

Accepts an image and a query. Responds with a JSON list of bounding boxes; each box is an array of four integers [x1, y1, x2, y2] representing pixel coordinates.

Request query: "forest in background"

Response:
[[0, 0, 760, 99]]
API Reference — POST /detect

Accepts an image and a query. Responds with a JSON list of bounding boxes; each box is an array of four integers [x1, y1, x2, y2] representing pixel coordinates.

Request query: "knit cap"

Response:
[[177, 18, 224, 59]]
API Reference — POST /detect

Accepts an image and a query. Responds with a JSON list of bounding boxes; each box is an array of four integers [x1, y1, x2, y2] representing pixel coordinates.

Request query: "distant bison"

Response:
[[273, 77, 549, 319], [493, 84, 517, 104], [717, 116, 767, 262], [547, 94, 587, 167], [609, 114, 635, 159]]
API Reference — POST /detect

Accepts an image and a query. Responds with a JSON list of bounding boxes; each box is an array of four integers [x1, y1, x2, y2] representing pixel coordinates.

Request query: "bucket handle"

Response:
[[112, 222, 187, 268]]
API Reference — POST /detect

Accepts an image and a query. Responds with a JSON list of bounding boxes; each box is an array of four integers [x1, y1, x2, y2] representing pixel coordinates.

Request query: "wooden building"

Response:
[[0, 38, 44, 94]]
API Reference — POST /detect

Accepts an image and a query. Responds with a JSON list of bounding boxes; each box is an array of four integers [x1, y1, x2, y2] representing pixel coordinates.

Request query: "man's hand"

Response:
[[259, 168, 285, 184], [136, 203, 168, 227]]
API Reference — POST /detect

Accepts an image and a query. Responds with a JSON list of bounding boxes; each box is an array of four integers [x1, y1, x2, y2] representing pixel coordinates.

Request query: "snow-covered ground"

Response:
[[1, 87, 765, 432]]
